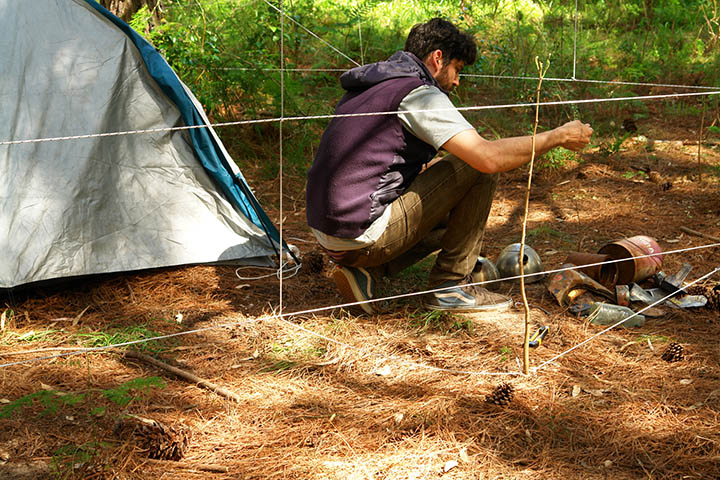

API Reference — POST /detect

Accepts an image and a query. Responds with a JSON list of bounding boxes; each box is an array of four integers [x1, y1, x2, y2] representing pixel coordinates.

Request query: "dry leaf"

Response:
[[72, 305, 90, 326], [443, 460, 458, 472], [585, 389, 606, 397], [459, 447, 470, 463]]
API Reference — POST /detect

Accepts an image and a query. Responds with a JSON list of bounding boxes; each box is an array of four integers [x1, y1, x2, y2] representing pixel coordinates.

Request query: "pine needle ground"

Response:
[[1, 121, 720, 479]]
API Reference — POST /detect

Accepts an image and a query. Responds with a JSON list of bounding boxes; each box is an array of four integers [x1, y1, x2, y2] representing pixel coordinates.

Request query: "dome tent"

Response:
[[1, 0, 289, 289]]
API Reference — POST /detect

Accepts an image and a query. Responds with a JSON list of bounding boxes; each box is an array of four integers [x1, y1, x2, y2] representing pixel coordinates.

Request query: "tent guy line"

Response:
[[219, 66, 720, 91], [2, 242, 719, 373], [262, 0, 361, 68], [2, 90, 719, 147]]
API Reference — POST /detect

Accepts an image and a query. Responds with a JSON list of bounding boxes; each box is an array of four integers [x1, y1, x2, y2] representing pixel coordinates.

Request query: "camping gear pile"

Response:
[[546, 235, 709, 327]]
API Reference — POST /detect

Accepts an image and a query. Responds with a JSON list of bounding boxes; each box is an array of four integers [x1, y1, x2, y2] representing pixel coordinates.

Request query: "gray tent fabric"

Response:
[[0, 0, 280, 289]]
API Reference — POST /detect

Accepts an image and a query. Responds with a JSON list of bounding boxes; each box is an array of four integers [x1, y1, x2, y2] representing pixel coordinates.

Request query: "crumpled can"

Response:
[[586, 302, 646, 328]]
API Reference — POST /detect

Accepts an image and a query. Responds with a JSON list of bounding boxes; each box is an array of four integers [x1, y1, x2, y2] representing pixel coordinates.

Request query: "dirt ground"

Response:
[[1, 117, 720, 480]]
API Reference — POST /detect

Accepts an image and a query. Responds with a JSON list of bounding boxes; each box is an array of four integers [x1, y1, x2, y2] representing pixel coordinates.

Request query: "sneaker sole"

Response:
[[332, 268, 375, 315]]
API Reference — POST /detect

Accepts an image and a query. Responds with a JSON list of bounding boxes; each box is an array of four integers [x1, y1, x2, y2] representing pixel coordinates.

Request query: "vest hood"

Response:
[[340, 51, 444, 93]]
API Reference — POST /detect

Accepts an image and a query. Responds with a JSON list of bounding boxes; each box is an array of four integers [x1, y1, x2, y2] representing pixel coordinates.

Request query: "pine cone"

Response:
[[115, 415, 190, 460], [622, 118, 638, 134], [486, 382, 515, 407], [686, 283, 720, 310], [661, 342, 685, 363], [304, 251, 325, 274]]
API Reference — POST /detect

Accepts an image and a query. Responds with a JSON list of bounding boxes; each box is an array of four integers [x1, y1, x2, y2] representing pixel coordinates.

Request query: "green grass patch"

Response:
[[622, 170, 648, 180], [52, 441, 110, 479], [0, 377, 165, 420], [408, 309, 473, 334], [539, 148, 578, 169], [1, 328, 62, 344], [74, 324, 172, 352], [525, 225, 571, 243], [260, 335, 327, 373], [636, 334, 670, 344]]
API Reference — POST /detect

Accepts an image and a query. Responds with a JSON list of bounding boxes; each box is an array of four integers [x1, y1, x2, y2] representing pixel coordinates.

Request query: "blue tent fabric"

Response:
[[0, 0, 290, 288], [85, 0, 282, 247]]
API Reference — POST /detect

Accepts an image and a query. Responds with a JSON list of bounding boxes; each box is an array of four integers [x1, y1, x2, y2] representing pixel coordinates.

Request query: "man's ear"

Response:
[[424, 49, 444, 74]]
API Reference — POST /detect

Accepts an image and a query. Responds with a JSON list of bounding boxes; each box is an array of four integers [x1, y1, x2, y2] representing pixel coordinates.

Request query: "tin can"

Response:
[[587, 303, 646, 328], [615, 285, 631, 306], [564, 252, 618, 287], [598, 235, 663, 284]]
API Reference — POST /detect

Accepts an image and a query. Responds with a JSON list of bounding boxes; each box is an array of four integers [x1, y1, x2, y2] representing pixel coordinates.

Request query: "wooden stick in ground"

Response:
[[680, 226, 720, 243], [698, 99, 707, 181], [520, 57, 550, 376], [123, 350, 242, 403]]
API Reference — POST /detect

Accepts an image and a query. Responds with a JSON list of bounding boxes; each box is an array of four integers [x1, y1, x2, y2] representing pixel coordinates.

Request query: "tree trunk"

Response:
[[98, 0, 161, 23]]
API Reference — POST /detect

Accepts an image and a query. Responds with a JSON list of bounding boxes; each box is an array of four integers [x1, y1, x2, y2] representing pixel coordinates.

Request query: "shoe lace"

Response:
[[461, 275, 490, 295]]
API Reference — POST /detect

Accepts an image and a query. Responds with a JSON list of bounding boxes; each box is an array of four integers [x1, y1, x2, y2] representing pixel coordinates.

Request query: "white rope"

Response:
[[3, 90, 719, 147], [460, 74, 720, 90], [0, 316, 262, 368], [2, 241, 718, 372], [219, 68, 719, 92], [235, 260, 301, 280], [532, 266, 720, 373], [279, 0, 285, 315], [218, 67, 720, 93], [220, 67, 347, 72], [261, 0, 361, 67]]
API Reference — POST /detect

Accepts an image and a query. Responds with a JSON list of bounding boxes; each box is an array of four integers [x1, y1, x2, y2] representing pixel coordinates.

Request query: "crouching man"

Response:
[[306, 18, 593, 314]]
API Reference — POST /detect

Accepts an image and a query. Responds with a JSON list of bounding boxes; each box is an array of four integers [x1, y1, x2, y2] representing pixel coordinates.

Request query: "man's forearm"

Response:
[[442, 120, 593, 174]]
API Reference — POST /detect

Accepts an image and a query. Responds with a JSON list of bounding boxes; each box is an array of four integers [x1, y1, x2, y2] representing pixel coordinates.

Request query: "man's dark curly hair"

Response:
[[405, 18, 477, 65]]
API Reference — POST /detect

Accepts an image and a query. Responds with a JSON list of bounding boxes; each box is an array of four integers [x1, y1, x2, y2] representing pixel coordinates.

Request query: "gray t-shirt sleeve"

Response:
[[398, 85, 474, 149]]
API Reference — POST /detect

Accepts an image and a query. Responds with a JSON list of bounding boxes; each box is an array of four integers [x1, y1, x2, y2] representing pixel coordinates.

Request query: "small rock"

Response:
[[571, 385, 581, 397], [604, 460, 613, 468], [680, 379, 693, 385], [374, 365, 392, 376]]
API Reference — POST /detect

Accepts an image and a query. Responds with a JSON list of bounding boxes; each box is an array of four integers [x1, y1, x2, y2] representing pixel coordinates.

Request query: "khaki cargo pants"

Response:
[[332, 154, 498, 287]]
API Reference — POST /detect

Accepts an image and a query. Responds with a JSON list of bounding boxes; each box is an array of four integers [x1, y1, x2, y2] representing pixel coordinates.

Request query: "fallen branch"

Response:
[[123, 350, 242, 402], [680, 226, 720, 243]]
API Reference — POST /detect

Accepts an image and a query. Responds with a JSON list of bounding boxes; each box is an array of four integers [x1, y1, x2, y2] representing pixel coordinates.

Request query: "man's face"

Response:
[[434, 58, 465, 92]]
